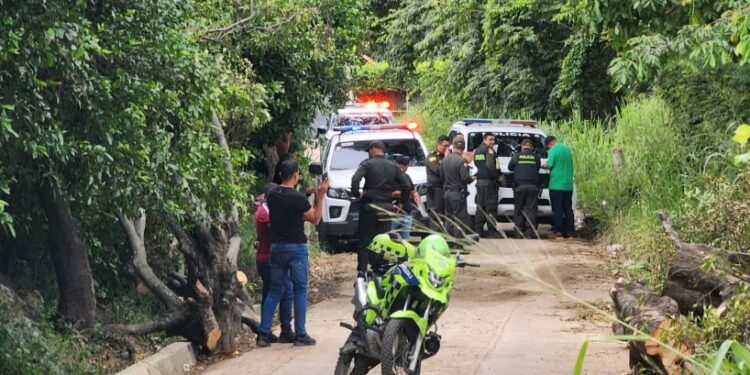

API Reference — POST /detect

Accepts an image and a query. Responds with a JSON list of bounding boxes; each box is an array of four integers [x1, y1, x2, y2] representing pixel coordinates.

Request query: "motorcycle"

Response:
[[334, 232, 479, 375]]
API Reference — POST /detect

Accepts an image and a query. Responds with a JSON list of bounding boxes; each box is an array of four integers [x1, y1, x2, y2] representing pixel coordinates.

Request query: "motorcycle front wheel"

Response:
[[380, 319, 421, 375], [335, 333, 378, 375]]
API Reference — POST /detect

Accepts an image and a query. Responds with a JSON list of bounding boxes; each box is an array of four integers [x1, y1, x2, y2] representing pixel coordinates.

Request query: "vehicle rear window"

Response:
[[330, 139, 425, 170], [467, 131, 547, 158]]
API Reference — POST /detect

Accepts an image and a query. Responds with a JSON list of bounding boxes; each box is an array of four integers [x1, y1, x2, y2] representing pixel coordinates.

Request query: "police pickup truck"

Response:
[[447, 118, 576, 224], [310, 123, 429, 250]]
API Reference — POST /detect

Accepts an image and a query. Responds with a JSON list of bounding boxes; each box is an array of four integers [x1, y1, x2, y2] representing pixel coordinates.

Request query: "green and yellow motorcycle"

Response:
[[334, 233, 479, 375]]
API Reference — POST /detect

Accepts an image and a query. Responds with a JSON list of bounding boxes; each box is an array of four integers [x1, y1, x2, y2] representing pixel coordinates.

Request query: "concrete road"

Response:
[[202, 237, 629, 375]]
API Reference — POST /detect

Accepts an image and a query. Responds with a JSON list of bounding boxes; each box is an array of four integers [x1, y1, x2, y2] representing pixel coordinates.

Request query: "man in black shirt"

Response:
[[426, 135, 450, 228], [473, 133, 500, 237], [441, 137, 474, 237], [351, 140, 411, 272], [508, 138, 541, 238], [257, 160, 329, 348]]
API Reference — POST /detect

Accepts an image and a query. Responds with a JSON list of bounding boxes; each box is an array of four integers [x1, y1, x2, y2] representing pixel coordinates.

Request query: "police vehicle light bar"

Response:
[[461, 118, 537, 127], [332, 122, 418, 133]]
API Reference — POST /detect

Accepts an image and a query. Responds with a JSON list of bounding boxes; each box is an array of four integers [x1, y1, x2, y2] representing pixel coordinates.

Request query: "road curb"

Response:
[[116, 341, 196, 375]]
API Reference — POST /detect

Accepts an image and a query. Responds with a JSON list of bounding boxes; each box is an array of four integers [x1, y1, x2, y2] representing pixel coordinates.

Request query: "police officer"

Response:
[[508, 138, 541, 238], [425, 135, 450, 228], [473, 133, 500, 237], [441, 137, 474, 238], [351, 140, 411, 272]]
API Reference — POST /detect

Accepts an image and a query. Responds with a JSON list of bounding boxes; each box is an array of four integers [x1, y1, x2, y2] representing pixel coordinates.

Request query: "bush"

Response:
[[0, 300, 94, 375], [679, 173, 750, 253]]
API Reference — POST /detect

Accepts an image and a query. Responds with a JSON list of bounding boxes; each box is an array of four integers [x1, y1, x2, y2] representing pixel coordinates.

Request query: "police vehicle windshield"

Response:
[[467, 132, 547, 158], [330, 139, 426, 171]]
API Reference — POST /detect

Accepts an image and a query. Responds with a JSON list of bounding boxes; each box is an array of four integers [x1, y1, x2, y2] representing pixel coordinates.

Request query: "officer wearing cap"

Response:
[[473, 133, 500, 237], [441, 136, 474, 237], [425, 135, 450, 228], [508, 138, 541, 238], [351, 140, 411, 272]]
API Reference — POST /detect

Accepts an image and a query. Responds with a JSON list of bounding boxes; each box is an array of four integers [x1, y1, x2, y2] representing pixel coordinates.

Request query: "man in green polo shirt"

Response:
[[542, 136, 574, 239]]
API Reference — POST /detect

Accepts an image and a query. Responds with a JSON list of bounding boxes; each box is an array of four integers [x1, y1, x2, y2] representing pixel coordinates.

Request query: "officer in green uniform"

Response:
[[473, 133, 500, 237], [508, 138, 541, 238], [425, 135, 450, 228], [441, 137, 474, 237], [352, 140, 411, 272]]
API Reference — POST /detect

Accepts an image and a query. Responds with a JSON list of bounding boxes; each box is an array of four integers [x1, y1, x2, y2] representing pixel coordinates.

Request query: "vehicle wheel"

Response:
[[335, 333, 377, 375], [381, 319, 421, 375], [317, 225, 337, 253]]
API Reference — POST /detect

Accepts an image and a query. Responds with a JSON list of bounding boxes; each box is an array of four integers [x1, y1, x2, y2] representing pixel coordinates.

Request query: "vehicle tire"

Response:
[[335, 333, 377, 375], [380, 319, 421, 375], [317, 225, 337, 253]]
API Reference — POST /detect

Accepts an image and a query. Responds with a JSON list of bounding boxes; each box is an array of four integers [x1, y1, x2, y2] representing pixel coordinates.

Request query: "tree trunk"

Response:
[[610, 279, 690, 375], [658, 211, 740, 315], [38, 180, 97, 328]]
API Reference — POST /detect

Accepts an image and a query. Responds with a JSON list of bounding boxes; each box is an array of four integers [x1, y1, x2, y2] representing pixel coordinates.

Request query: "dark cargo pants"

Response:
[[443, 190, 471, 238], [513, 185, 539, 237], [426, 185, 444, 229], [357, 202, 393, 272], [474, 179, 499, 236]]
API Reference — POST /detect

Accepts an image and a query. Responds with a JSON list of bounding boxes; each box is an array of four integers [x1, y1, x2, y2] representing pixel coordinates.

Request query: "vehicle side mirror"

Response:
[[308, 162, 323, 176], [316, 127, 328, 135]]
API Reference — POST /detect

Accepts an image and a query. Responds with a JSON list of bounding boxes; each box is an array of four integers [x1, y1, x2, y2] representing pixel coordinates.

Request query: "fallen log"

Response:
[[611, 278, 690, 375], [659, 211, 740, 315]]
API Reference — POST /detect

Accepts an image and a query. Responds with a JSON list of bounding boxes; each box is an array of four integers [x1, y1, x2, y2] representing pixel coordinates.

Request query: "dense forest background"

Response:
[[1, 0, 749, 373]]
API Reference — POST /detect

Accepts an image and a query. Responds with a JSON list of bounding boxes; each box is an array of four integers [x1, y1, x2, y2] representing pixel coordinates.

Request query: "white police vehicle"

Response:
[[319, 102, 395, 140], [448, 118, 576, 224], [311, 122, 428, 249]]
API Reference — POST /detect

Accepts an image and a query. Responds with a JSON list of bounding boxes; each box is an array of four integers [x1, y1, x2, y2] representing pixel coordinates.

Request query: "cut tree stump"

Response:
[[611, 278, 690, 375]]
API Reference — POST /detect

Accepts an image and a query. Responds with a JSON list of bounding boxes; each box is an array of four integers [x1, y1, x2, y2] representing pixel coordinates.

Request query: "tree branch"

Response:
[[105, 307, 190, 336], [118, 211, 182, 307], [167, 218, 198, 264], [210, 110, 242, 265]]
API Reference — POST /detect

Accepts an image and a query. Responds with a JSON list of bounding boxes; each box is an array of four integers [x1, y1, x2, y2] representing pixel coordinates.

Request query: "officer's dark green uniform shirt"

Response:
[[473, 143, 499, 181], [441, 153, 472, 191], [426, 150, 444, 186], [351, 155, 411, 202]]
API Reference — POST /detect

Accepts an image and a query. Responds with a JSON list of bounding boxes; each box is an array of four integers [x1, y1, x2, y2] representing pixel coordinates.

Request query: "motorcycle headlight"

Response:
[[327, 188, 351, 199], [427, 270, 446, 288]]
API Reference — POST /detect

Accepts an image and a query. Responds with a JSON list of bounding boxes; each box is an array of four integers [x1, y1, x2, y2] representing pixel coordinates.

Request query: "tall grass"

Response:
[[543, 96, 690, 286]]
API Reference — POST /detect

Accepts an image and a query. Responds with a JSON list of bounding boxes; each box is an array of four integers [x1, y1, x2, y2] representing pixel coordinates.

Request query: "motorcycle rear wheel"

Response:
[[380, 319, 421, 375]]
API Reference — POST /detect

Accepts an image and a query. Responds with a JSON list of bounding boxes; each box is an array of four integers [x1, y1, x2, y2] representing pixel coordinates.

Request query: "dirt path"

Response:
[[202, 236, 629, 375]]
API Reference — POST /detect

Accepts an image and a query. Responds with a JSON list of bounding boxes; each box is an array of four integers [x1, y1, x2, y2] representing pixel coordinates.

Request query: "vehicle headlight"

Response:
[[416, 184, 428, 196], [327, 188, 351, 199], [427, 270, 446, 288]]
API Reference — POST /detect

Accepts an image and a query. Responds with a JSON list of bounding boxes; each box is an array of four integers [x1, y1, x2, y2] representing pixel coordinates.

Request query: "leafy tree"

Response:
[[380, 0, 619, 119]]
